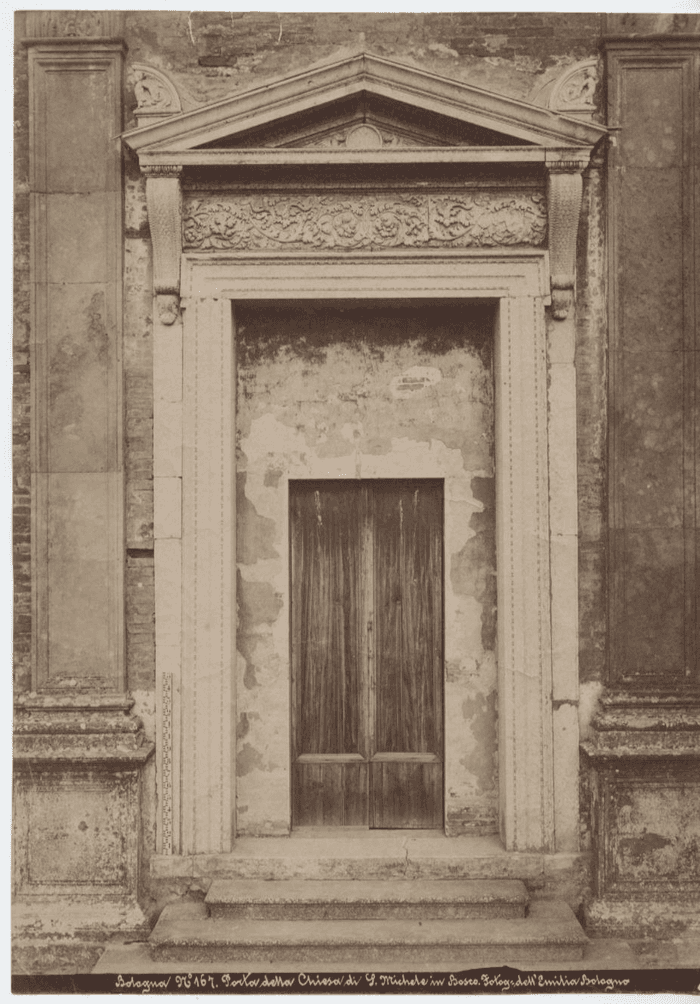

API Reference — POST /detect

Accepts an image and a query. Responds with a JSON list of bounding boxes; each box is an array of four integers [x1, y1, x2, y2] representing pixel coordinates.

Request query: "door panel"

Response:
[[291, 479, 443, 829], [292, 760, 367, 827], [370, 761, 443, 829]]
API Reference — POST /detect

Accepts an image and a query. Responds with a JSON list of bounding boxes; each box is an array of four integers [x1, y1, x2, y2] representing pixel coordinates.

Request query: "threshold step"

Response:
[[150, 900, 588, 965], [206, 879, 528, 920]]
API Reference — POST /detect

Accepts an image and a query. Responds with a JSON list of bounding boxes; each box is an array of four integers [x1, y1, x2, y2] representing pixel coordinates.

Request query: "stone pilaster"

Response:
[[585, 33, 700, 937], [14, 15, 153, 956]]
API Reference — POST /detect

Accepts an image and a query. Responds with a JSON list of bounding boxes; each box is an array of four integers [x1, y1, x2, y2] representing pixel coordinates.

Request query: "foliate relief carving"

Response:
[[549, 60, 599, 115], [131, 64, 181, 120], [183, 193, 547, 251]]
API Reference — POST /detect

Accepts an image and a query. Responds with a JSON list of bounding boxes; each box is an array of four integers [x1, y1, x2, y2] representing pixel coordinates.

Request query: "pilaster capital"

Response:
[[142, 164, 183, 178]]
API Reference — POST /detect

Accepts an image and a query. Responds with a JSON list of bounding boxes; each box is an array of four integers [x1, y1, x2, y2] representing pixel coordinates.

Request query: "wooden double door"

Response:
[[291, 479, 444, 828]]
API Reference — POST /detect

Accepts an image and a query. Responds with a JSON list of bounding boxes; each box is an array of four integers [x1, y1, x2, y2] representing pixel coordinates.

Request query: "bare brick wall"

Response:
[[125, 12, 601, 73], [125, 552, 155, 692], [13, 23, 31, 692]]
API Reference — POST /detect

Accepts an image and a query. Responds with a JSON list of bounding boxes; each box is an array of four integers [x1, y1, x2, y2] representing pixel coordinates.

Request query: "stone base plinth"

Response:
[[12, 693, 155, 972]]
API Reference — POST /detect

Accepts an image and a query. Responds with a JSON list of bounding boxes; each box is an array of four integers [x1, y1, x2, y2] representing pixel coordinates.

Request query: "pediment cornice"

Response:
[[128, 53, 606, 326], [123, 52, 606, 164]]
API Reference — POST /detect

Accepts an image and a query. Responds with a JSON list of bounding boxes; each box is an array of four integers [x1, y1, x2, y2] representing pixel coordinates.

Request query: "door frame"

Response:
[[151, 247, 581, 855]]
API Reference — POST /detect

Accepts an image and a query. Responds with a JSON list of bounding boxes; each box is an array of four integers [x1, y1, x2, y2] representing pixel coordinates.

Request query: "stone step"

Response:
[[206, 879, 528, 921], [150, 900, 588, 965], [151, 834, 544, 883]]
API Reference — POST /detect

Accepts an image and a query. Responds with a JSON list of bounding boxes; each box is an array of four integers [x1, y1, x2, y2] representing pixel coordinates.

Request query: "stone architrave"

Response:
[[174, 251, 558, 853], [180, 297, 235, 855]]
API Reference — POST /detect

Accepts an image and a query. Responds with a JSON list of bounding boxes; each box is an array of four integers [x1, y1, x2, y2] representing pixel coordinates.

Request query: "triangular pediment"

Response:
[[123, 52, 606, 159]]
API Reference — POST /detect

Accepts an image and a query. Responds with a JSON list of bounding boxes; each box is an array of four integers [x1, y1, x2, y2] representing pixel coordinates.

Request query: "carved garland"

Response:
[[182, 192, 547, 252]]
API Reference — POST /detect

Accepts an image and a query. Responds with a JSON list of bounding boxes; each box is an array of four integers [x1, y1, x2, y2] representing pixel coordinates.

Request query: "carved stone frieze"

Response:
[[183, 192, 547, 252]]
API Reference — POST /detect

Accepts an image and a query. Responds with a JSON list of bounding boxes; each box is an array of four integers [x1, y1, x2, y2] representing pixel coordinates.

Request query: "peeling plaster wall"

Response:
[[235, 301, 497, 836]]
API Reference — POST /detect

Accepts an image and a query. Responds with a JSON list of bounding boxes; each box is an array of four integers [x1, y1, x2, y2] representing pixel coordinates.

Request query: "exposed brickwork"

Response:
[[576, 156, 608, 686], [123, 12, 603, 112], [123, 146, 155, 689], [125, 552, 155, 691], [14, 16, 31, 693]]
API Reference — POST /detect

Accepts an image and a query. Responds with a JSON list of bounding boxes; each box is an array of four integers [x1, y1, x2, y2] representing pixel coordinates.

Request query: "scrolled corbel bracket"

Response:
[[143, 164, 183, 325], [545, 153, 590, 320]]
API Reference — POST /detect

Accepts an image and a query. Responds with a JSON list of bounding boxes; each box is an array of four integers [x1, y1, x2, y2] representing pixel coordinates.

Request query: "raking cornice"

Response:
[[122, 51, 607, 155]]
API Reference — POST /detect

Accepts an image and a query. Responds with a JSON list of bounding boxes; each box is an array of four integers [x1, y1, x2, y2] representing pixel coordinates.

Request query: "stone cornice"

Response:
[[123, 52, 607, 155], [14, 691, 155, 765], [125, 54, 603, 318], [582, 689, 700, 759]]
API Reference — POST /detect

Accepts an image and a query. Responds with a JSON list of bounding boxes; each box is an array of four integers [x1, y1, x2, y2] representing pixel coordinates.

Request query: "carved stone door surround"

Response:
[[123, 53, 606, 860]]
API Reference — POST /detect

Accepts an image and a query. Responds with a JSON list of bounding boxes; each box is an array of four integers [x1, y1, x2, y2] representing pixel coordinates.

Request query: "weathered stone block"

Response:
[[44, 194, 112, 284], [612, 527, 686, 681], [14, 769, 138, 893], [38, 471, 123, 686], [45, 282, 119, 473]]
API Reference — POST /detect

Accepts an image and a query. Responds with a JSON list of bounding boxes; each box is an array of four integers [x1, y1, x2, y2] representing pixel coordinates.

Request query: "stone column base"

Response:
[[13, 694, 154, 972], [582, 691, 700, 938]]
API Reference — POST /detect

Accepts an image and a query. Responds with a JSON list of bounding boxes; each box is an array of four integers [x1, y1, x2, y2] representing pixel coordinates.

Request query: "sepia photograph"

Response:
[[11, 7, 700, 992]]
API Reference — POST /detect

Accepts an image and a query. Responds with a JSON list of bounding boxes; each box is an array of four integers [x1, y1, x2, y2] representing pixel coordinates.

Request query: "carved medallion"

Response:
[[131, 64, 182, 126], [183, 192, 546, 251], [549, 60, 599, 116]]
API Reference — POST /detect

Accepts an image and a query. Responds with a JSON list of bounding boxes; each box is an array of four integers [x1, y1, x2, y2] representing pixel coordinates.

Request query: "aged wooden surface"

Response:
[[291, 479, 444, 828]]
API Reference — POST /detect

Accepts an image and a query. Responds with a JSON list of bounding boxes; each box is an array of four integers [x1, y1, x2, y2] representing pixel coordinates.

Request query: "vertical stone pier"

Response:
[[13, 11, 153, 962]]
